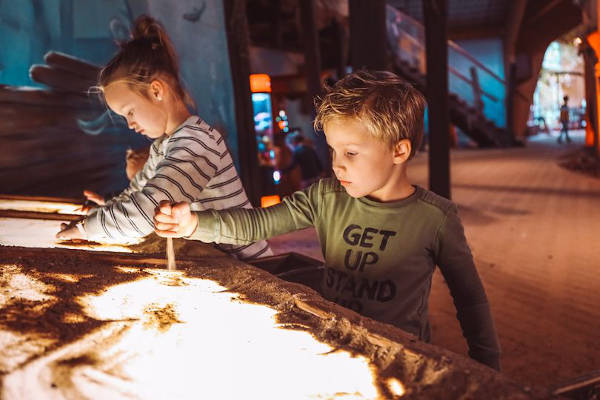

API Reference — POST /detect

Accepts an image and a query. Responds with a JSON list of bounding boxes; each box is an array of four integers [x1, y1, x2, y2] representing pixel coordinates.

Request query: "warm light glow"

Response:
[[250, 74, 271, 93], [573, 37, 582, 46], [386, 377, 406, 397], [1, 267, 386, 399], [0, 199, 86, 215], [261, 195, 281, 208], [0, 217, 140, 252]]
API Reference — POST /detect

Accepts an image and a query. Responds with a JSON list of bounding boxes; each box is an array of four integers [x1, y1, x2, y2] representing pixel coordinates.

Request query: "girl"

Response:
[[56, 15, 271, 261]]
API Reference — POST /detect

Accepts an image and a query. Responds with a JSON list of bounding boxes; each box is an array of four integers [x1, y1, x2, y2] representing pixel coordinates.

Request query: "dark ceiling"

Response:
[[387, 0, 510, 31]]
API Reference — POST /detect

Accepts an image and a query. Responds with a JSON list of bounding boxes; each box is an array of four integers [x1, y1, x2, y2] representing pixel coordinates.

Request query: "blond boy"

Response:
[[154, 70, 501, 370]]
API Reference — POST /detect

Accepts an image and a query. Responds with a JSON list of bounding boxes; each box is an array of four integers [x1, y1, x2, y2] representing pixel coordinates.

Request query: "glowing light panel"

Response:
[[0, 217, 140, 252], [0, 199, 86, 215], [1, 267, 394, 399]]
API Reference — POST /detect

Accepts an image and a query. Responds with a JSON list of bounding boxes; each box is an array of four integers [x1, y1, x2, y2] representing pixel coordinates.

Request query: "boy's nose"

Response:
[[332, 162, 344, 176], [331, 156, 343, 171]]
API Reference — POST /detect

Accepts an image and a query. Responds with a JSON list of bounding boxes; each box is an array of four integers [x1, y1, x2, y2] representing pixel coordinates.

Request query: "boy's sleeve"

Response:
[[435, 207, 501, 370], [188, 184, 320, 244]]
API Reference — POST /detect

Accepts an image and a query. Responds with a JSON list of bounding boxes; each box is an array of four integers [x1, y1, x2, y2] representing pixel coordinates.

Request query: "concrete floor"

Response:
[[268, 129, 600, 389]]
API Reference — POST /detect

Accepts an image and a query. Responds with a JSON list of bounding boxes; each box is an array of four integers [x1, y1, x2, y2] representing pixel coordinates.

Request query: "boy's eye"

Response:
[[345, 152, 357, 157], [127, 110, 134, 118]]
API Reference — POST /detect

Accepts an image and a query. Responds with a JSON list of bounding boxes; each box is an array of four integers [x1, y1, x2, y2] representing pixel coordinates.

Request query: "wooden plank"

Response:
[[44, 51, 101, 82], [29, 65, 96, 94], [0, 85, 100, 109], [0, 194, 80, 203], [0, 210, 81, 221]]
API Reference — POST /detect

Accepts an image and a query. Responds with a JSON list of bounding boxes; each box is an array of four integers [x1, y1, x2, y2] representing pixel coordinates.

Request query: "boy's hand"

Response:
[[154, 201, 198, 238], [79, 190, 105, 213]]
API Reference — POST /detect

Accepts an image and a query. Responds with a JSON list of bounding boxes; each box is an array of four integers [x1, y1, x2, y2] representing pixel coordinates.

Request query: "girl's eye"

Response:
[[127, 110, 134, 118], [346, 152, 357, 157]]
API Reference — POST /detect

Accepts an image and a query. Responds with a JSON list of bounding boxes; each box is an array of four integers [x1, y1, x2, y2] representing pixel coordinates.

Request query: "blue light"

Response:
[[269, 149, 275, 159]]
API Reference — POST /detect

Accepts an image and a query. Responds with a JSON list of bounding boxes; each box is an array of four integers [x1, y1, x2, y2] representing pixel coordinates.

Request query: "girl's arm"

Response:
[[82, 133, 221, 242], [106, 142, 161, 205]]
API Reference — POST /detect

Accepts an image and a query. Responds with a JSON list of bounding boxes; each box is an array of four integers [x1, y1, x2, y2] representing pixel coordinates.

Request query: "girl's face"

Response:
[[104, 81, 168, 139]]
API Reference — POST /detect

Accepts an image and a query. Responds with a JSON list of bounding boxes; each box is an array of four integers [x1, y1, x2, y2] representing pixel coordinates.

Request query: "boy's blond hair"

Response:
[[314, 70, 426, 159]]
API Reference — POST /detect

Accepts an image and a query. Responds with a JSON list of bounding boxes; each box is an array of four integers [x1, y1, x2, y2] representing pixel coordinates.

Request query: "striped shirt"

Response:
[[84, 116, 272, 261]]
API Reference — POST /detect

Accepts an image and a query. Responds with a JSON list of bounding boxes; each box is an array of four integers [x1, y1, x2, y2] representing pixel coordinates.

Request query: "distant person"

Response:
[[55, 15, 270, 260], [558, 95, 572, 144], [283, 130, 324, 189], [154, 70, 501, 370]]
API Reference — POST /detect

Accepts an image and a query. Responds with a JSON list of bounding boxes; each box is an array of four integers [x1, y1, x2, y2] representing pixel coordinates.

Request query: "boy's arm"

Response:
[[435, 207, 501, 370], [188, 185, 319, 244]]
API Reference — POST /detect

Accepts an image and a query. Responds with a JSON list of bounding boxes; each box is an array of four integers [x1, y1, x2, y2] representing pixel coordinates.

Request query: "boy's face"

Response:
[[325, 117, 402, 200], [104, 81, 167, 139]]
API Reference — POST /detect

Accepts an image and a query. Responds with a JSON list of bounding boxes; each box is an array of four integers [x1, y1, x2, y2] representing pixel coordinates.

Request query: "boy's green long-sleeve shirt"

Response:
[[190, 178, 501, 370]]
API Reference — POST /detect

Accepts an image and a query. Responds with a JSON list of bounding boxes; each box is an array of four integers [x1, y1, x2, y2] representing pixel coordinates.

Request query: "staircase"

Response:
[[386, 6, 513, 147]]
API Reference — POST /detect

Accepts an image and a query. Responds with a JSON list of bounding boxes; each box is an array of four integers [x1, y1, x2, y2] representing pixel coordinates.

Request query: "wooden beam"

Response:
[[527, 0, 563, 25], [447, 24, 505, 41], [299, 0, 330, 172], [423, 0, 451, 199], [348, 0, 387, 70], [0, 210, 81, 221], [504, 0, 528, 143], [223, 0, 261, 206], [583, 43, 599, 155]]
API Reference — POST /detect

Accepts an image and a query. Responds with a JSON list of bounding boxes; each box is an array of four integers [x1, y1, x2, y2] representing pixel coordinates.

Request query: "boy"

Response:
[[154, 70, 501, 370]]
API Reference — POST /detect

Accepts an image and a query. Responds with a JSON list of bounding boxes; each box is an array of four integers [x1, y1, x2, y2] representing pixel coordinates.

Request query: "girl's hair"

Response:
[[98, 15, 194, 109]]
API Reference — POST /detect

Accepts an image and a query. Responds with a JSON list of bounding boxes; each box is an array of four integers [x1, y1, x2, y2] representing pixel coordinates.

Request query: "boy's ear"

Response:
[[149, 80, 164, 101], [392, 139, 412, 164]]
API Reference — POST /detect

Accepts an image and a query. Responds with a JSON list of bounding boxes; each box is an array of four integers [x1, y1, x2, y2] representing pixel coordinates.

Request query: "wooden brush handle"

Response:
[[166, 237, 176, 270]]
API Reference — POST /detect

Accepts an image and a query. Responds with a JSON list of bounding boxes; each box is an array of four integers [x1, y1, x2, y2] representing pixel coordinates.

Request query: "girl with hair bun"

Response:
[[57, 15, 271, 261]]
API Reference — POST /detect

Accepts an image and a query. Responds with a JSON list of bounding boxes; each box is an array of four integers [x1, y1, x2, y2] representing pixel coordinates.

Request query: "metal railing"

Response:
[[385, 5, 506, 128]]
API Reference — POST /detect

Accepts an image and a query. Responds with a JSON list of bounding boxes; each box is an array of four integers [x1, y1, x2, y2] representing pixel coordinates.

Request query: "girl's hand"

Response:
[[56, 221, 86, 240], [154, 201, 198, 238], [80, 190, 106, 213], [125, 146, 150, 180]]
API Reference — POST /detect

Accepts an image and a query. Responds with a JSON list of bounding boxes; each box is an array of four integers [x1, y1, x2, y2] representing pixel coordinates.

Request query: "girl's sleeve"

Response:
[[106, 142, 159, 205], [84, 134, 219, 241], [435, 207, 501, 370], [188, 183, 321, 245]]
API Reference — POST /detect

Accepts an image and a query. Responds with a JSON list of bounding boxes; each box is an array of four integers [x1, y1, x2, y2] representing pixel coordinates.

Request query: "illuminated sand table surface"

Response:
[[0, 249, 544, 399], [0, 218, 140, 253], [0, 267, 394, 399], [0, 199, 85, 215]]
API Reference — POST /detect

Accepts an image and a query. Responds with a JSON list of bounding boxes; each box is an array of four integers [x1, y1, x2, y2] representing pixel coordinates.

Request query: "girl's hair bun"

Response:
[[131, 15, 163, 42]]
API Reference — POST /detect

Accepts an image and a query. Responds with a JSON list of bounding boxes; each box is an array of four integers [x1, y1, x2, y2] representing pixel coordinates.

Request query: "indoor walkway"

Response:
[[268, 129, 600, 388]]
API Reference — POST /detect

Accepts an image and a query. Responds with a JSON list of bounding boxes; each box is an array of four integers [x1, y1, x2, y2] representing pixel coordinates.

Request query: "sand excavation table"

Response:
[[0, 196, 551, 399]]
